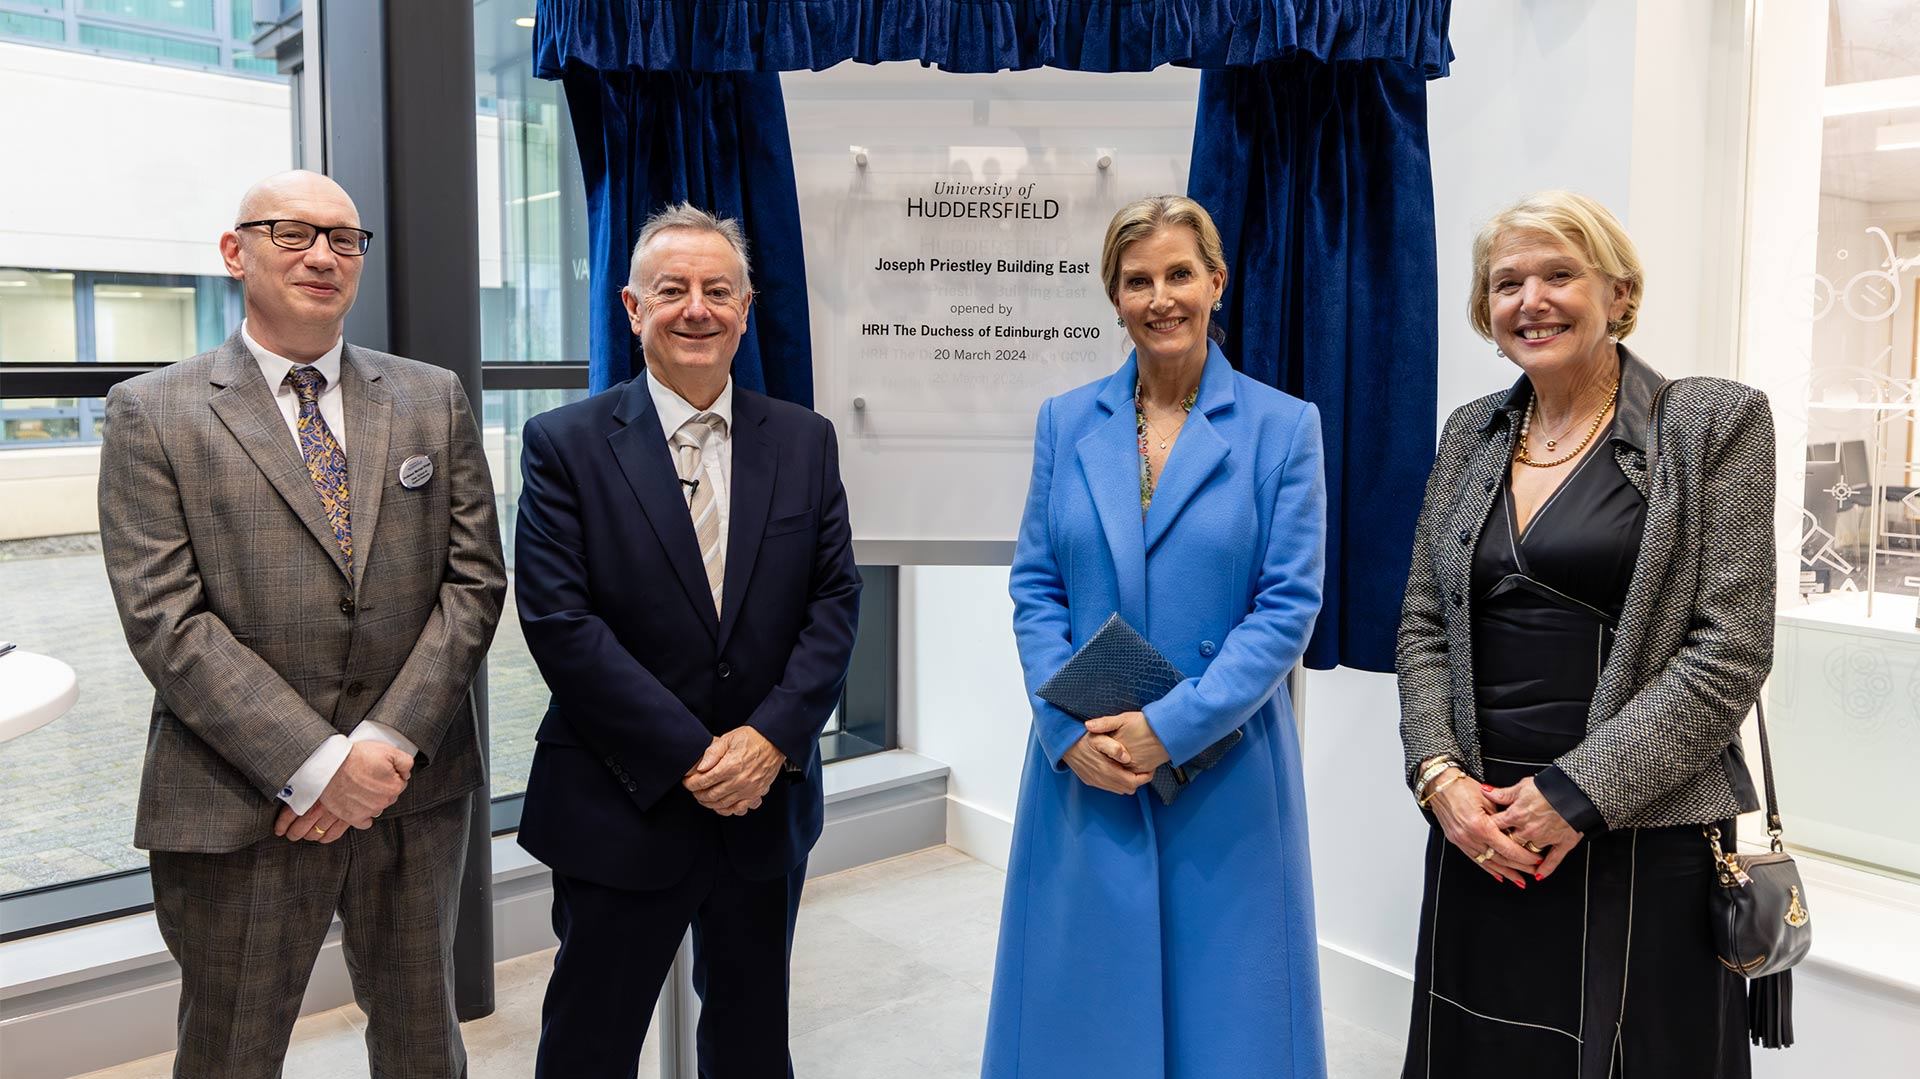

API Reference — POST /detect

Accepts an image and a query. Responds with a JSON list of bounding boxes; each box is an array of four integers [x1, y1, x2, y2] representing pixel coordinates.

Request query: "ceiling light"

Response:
[[0, 281, 28, 288], [1875, 121, 1920, 152], [1825, 74, 1920, 117], [515, 17, 536, 29], [95, 289, 145, 299]]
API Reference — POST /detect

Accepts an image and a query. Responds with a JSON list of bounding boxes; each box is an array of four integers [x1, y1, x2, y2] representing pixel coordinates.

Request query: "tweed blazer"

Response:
[[98, 332, 507, 853], [1397, 346, 1774, 829]]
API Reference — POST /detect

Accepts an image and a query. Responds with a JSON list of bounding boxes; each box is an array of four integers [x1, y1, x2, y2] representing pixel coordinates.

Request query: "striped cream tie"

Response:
[[672, 412, 726, 615]]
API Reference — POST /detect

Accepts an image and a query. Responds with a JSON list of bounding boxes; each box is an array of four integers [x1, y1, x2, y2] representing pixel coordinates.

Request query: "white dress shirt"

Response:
[[242, 322, 418, 816], [647, 368, 733, 557]]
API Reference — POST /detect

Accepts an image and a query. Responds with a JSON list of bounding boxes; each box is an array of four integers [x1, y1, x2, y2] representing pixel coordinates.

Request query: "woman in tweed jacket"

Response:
[[1396, 191, 1774, 1078]]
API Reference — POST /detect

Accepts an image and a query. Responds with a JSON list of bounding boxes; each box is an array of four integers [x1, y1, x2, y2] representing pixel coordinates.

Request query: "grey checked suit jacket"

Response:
[[1398, 347, 1773, 829], [99, 332, 507, 854]]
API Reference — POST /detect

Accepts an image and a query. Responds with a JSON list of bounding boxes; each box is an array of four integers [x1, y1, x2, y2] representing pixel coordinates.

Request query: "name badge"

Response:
[[399, 454, 434, 489]]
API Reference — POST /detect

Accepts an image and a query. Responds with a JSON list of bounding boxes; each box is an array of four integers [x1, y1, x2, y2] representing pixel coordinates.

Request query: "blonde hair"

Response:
[[1099, 195, 1228, 304], [1467, 190, 1643, 340]]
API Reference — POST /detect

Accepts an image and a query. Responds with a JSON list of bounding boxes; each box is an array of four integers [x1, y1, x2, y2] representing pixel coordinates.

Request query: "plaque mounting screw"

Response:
[[850, 145, 869, 168], [852, 396, 867, 411], [1096, 149, 1114, 171]]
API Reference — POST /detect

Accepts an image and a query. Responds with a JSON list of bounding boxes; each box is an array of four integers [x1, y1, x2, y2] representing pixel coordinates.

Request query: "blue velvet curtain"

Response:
[[564, 69, 812, 400], [538, 0, 1450, 670], [1188, 57, 1439, 672], [536, 1, 1452, 76]]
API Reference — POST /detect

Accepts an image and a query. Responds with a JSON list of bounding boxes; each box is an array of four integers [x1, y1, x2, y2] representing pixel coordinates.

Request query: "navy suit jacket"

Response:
[[513, 376, 860, 889]]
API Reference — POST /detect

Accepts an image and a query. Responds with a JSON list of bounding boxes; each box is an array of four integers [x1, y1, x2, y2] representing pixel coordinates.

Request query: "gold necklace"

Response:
[[1516, 380, 1619, 468], [1136, 384, 1199, 450], [1142, 409, 1186, 450]]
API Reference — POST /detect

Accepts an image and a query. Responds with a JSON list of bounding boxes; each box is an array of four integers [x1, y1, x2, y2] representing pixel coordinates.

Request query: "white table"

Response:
[[0, 650, 79, 743]]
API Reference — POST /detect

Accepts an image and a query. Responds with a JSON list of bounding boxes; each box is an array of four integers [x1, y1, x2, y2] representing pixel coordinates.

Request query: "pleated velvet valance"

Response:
[[535, 0, 1452, 78]]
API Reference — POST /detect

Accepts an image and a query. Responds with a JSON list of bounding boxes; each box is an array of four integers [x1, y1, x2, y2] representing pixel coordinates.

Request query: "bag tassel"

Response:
[[1747, 970, 1794, 1049]]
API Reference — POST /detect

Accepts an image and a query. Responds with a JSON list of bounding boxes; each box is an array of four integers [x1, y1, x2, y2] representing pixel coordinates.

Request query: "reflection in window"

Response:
[[93, 284, 199, 364], [80, 0, 216, 33], [0, 11, 64, 42], [78, 22, 220, 65], [0, 399, 151, 894], [0, 270, 78, 363], [1754, 0, 1920, 883], [484, 387, 590, 797], [477, 1, 593, 799], [477, 0, 589, 367]]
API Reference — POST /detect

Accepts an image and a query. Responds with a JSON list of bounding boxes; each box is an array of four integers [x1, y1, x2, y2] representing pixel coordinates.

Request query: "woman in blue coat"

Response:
[[983, 195, 1329, 1078]]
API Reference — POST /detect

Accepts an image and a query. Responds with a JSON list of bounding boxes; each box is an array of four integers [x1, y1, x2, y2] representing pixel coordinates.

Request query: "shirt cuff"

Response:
[[350, 719, 418, 759], [280, 734, 351, 815], [1535, 765, 1606, 835]]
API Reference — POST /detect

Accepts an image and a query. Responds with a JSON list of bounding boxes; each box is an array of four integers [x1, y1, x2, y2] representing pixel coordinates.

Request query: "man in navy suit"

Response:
[[514, 203, 860, 1077]]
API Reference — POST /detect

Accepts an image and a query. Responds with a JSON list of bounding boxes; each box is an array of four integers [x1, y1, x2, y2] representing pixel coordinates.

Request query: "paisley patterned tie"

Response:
[[285, 366, 352, 576]]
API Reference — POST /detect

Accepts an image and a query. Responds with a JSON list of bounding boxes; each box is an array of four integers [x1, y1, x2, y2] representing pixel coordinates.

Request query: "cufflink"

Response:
[[281, 786, 294, 798]]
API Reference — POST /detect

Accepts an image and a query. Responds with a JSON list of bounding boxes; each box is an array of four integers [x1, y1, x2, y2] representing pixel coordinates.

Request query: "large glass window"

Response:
[[1746, 0, 1920, 882], [79, 0, 215, 33], [0, 0, 279, 75], [483, 387, 588, 799], [0, 8, 288, 927], [0, 10, 63, 42], [0, 438, 151, 893], [0, 270, 77, 364], [475, 0, 593, 804]]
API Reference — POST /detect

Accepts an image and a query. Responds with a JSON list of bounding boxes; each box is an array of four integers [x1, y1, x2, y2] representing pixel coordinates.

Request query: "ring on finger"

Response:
[[1522, 840, 1544, 853], [1473, 847, 1495, 864]]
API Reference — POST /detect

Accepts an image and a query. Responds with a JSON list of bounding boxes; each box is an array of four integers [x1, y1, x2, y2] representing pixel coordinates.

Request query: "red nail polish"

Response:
[[1535, 873, 1544, 882], [1516, 878, 1527, 890], [1481, 784, 1494, 792]]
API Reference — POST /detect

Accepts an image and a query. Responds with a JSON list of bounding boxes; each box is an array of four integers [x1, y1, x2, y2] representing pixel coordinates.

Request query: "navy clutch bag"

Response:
[[1035, 613, 1242, 805]]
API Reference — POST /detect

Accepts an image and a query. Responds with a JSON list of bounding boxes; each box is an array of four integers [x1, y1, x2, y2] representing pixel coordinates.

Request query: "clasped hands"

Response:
[[276, 741, 414, 844], [1063, 711, 1170, 796], [683, 726, 785, 817], [1427, 772, 1583, 888]]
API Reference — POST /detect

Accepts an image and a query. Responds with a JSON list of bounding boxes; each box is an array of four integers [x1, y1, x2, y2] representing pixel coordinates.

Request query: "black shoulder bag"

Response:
[[1648, 379, 1811, 1050], [1704, 700, 1810, 1049]]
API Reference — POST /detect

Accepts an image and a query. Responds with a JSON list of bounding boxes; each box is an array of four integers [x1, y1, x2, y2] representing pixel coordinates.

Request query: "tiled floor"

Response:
[[77, 846, 1403, 1078], [0, 546, 557, 891]]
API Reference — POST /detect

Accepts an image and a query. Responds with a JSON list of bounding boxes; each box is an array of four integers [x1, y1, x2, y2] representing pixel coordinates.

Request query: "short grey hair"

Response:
[[627, 202, 753, 293]]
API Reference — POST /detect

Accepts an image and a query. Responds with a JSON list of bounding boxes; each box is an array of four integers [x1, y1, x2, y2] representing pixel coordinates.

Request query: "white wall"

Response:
[[896, 565, 1030, 868], [0, 42, 293, 277], [897, 2, 1920, 1071]]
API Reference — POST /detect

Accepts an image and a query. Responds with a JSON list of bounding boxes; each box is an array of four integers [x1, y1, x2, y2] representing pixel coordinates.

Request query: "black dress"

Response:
[[1402, 427, 1750, 1079]]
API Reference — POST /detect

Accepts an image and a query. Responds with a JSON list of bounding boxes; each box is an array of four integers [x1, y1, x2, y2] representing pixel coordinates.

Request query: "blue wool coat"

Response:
[[983, 343, 1329, 1079]]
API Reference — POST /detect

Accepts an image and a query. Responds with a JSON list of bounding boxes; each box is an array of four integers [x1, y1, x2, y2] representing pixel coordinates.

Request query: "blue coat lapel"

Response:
[[607, 379, 717, 638], [1143, 346, 1236, 555], [718, 392, 774, 651], [1077, 356, 1148, 628]]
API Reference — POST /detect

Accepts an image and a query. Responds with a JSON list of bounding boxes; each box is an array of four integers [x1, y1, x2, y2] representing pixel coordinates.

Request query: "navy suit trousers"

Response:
[[535, 848, 808, 1079]]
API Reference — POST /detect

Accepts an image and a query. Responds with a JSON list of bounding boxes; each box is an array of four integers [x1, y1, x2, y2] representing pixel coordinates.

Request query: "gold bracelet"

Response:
[[1415, 756, 1455, 791], [1417, 770, 1464, 809]]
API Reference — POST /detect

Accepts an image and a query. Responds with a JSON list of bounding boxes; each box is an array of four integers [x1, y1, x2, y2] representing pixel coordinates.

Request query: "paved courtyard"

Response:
[[0, 543, 548, 893]]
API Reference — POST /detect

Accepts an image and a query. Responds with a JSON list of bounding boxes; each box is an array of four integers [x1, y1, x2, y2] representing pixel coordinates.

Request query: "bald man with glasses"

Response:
[[97, 169, 506, 1078]]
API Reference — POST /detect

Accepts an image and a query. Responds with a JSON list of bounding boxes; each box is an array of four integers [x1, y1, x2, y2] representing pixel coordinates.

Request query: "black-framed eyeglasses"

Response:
[[236, 219, 374, 256]]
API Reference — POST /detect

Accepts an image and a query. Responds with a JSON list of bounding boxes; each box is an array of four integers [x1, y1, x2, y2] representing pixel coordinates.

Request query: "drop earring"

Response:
[[1212, 299, 1223, 311]]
